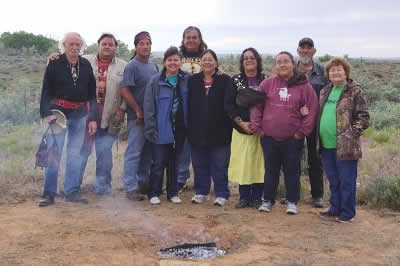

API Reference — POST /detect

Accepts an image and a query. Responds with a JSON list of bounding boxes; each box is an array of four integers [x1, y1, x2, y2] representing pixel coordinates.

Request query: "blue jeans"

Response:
[[191, 144, 230, 199], [79, 128, 116, 194], [260, 136, 303, 204], [176, 138, 191, 185], [123, 120, 152, 192], [43, 115, 86, 196], [321, 149, 358, 219]]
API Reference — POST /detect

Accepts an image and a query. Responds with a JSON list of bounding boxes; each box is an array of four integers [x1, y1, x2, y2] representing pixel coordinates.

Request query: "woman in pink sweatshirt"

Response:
[[251, 51, 319, 215]]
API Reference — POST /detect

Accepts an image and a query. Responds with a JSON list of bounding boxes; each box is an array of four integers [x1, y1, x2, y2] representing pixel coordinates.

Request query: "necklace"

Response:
[[69, 60, 80, 86]]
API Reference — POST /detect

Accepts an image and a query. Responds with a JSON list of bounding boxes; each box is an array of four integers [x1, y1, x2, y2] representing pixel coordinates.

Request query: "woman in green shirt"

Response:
[[317, 57, 369, 223]]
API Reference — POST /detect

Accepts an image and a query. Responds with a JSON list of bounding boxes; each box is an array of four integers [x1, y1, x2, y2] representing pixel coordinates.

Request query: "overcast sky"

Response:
[[2, 0, 399, 57]]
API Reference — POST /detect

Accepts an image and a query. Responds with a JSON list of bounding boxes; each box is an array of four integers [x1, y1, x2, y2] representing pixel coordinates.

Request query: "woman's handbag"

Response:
[[236, 88, 265, 108], [35, 121, 60, 169]]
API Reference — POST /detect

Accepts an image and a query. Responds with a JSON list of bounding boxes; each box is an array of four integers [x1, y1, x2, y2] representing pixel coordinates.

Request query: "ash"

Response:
[[158, 246, 226, 259]]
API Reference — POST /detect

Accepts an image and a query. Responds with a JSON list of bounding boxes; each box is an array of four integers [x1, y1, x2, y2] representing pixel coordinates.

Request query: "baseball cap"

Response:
[[298, 37, 314, 47]]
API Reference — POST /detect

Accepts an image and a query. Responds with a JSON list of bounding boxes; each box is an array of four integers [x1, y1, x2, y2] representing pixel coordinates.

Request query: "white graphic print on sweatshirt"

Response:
[[278, 87, 291, 102]]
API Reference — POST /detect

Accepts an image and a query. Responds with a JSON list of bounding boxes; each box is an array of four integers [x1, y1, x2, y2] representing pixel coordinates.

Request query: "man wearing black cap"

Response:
[[120, 31, 159, 201], [297, 37, 328, 208]]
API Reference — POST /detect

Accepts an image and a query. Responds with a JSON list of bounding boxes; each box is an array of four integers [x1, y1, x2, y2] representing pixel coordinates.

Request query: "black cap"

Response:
[[134, 31, 151, 46], [298, 37, 314, 47]]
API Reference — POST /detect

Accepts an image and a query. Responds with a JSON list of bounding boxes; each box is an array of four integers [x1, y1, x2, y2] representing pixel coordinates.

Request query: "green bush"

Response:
[[357, 176, 400, 211], [370, 101, 400, 129], [372, 131, 391, 144]]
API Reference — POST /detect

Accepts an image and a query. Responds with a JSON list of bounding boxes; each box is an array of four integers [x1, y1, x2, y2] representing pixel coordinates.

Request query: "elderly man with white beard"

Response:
[[294, 37, 328, 208]]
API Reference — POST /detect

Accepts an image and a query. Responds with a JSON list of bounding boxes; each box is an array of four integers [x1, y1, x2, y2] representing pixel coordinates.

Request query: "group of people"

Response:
[[38, 27, 370, 223]]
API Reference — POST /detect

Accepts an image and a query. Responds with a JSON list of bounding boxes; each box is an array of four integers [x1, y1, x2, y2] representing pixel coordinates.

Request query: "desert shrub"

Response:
[[318, 54, 333, 63], [372, 131, 391, 144], [357, 176, 400, 211], [370, 101, 400, 129], [391, 73, 400, 88], [381, 86, 400, 103], [356, 75, 382, 105]]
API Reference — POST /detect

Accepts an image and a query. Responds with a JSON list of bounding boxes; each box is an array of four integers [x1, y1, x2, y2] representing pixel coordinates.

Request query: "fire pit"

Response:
[[158, 242, 226, 259]]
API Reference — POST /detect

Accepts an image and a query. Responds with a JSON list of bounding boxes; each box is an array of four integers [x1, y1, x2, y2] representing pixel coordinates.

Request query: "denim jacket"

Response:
[[298, 61, 328, 98], [144, 69, 190, 144]]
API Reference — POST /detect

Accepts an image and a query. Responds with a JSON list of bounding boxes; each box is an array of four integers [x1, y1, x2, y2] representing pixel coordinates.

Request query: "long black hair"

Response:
[[239, 47, 263, 81]]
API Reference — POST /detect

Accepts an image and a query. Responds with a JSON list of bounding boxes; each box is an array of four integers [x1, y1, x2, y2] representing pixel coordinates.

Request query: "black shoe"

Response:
[[39, 194, 55, 207], [252, 200, 262, 209], [336, 215, 354, 223], [319, 211, 337, 219], [177, 182, 186, 193], [65, 191, 89, 204], [235, 199, 250, 209], [137, 183, 149, 195], [126, 191, 145, 201], [312, 197, 324, 208], [280, 197, 288, 205]]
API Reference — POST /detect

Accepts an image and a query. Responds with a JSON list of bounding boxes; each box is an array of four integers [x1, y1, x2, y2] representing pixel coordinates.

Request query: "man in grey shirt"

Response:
[[121, 31, 159, 200]]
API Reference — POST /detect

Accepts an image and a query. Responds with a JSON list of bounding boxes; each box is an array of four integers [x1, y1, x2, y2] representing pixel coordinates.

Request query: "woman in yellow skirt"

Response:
[[229, 48, 266, 209]]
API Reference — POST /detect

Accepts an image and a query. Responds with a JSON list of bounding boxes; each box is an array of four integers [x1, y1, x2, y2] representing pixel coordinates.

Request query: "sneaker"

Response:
[[235, 199, 250, 209], [336, 216, 354, 223], [214, 197, 227, 207], [39, 194, 55, 207], [169, 196, 182, 204], [64, 192, 88, 204], [280, 197, 288, 205], [191, 194, 209, 204], [149, 196, 161, 205], [312, 197, 324, 208], [126, 191, 145, 201], [319, 211, 337, 219], [286, 202, 297, 215], [258, 201, 273, 212]]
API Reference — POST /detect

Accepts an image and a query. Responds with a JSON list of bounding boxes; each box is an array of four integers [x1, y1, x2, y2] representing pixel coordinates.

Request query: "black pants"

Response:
[[305, 128, 324, 198], [239, 183, 263, 202], [261, 136, 303, 204]]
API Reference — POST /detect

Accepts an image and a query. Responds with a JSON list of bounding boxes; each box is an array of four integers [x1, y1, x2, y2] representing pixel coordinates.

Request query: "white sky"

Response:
[[1, 0, 399, 57]]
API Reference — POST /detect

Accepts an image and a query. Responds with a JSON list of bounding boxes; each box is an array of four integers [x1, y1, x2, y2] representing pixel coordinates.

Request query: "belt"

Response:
[[52, 98, 85, 109]]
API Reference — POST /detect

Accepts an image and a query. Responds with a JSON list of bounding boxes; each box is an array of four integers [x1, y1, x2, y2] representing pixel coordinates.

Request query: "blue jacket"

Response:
[[144, 69, 190, 144]]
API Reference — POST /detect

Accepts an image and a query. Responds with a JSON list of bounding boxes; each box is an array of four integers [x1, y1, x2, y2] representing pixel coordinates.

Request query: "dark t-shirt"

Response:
[[181, 51, 201, 74], [121, 57, 159, 121]]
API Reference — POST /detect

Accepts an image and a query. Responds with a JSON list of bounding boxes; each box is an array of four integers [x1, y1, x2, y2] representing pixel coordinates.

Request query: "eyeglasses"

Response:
[[243, 56, 256, 61], [201, 58, 215, 63]]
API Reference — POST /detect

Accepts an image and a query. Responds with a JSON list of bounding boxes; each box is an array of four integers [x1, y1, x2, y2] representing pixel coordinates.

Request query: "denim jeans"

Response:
[[148, 130, 186, 199], [239, 183, 263, 202], [260, 136, 303, 204], [176, 138, 191, 185], [191, 144, 231, 199], [43, 115, 86, 196], [79, 128, 116, 194], [123, 120, 152, 192], [321, 148, 358, 219]]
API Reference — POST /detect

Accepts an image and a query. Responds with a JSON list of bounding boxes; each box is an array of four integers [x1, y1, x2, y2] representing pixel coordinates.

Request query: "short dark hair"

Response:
[[163, 46, 182, 62], [179, 26, 208, 54], [239, 47, 263, 79], [97, 33, 118, 47], [276, 51, 295, 64]]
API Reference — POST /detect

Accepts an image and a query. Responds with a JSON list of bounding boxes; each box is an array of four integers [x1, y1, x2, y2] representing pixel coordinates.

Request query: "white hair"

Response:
[[58, 32, 86, 55]]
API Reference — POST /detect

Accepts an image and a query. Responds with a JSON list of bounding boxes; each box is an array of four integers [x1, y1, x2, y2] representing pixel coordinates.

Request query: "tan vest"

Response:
[[84, 54, 127, 129]]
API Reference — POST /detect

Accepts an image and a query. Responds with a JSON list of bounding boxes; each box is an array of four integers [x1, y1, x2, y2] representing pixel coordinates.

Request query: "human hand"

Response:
[[300, 105, 310, 116], [88, 121, 97, 136], [48, 52, 61, 61], [239, 121, 254, 134], [44, 114, 57, 124], [135, 110, 144, 125], [114, 109, 125, 124]]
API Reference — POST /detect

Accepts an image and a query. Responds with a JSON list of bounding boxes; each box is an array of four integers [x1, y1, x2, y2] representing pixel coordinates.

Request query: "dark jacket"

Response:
[[316, 79, 369, 160], [251, 72, 319, 141], [39, 54, 97, 121], [297, 61, 328, 98], [188, 72, 238, 147], [144, 69, 190, 144], [232, 72, 266, 134]]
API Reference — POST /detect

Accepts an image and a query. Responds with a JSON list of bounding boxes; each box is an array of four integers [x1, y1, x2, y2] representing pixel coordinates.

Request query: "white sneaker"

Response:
[[286, 202, 297, 215], [169, 196, 182, 204], [191, 194, 209, 204], [258, 201, 273, 212], [150, 196, 161, 205], [214, 197, 227, 207]]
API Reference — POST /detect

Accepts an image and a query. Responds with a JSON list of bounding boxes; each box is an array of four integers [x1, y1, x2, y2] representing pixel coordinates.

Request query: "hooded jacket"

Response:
[[316, 79, 369, 160], [251, 72, 319, 141]]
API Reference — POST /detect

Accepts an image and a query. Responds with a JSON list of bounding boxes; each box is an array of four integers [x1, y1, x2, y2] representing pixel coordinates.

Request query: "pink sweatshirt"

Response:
[[251, 74, 319, 141]]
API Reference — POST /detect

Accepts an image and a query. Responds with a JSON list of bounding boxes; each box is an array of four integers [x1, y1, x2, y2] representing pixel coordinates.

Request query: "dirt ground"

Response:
[[1, 190, 399, 266]]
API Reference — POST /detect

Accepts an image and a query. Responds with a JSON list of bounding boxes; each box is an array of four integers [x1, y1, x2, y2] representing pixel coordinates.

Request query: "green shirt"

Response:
[[320, 86, 344, 148]]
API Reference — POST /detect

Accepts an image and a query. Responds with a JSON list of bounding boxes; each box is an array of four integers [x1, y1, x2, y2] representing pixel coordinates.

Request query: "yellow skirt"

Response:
[[228, 130, 265, 185]]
